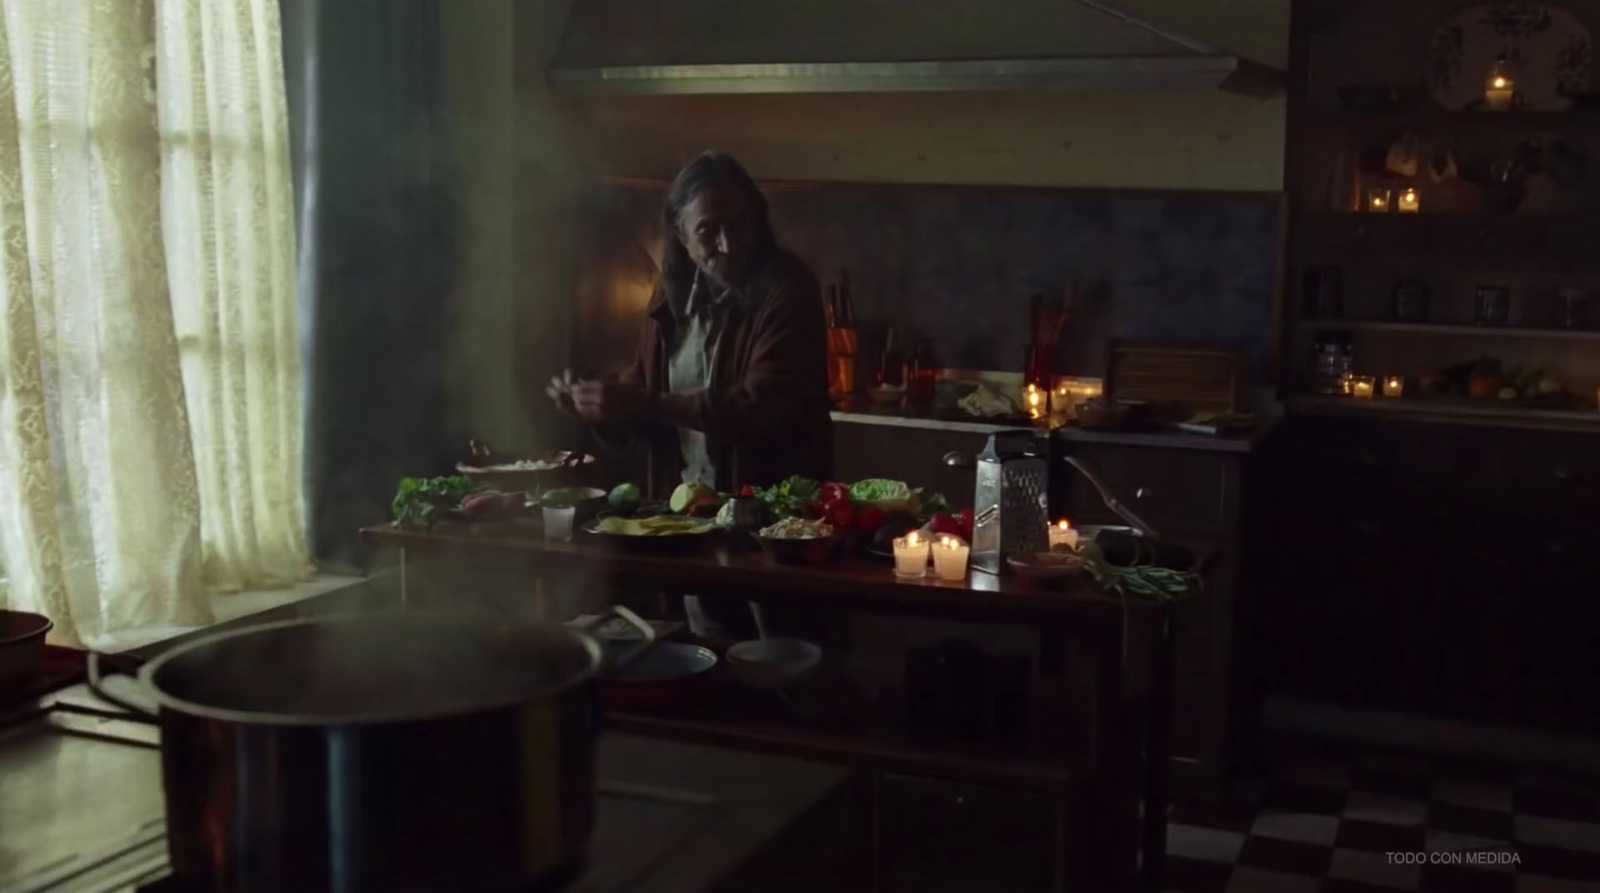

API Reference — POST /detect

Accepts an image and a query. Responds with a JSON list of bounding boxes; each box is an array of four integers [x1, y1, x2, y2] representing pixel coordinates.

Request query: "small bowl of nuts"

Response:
[[754, 517, 844, 566]]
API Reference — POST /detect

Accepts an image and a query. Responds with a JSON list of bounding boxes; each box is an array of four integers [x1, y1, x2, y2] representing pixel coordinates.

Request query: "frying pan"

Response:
[[599, 642, 718, 712]]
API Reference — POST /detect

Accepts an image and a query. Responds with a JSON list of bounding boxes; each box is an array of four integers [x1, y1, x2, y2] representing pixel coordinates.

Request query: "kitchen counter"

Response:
[[832, 405, 1277, 453], [361, 523, 1196, 891], [1, 684, 847, 893]]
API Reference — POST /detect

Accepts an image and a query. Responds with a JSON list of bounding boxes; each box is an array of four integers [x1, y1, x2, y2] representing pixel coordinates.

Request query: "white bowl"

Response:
[[725, 638, 822, 690], [866, 385, 905, 405]]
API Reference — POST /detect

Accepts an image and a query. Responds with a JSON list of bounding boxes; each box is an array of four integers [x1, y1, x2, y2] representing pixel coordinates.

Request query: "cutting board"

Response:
[[1103, 341, 1247, 415]]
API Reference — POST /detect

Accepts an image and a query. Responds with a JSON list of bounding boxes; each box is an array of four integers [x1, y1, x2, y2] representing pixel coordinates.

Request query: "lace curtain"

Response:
[[0, 0, 310, 647]]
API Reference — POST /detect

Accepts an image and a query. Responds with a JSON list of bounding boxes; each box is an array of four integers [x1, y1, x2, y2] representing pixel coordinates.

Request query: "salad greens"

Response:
[[847, 478, 916, 513], [751, 475, 821, 520], [391, 475, 481, 530], [752, 475, 953, 523]]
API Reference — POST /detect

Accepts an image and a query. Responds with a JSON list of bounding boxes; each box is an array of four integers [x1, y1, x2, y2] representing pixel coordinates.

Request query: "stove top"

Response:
[[7, 681, 845, 893], [132, 859, 592, 893], [125, 780, 720, 893]]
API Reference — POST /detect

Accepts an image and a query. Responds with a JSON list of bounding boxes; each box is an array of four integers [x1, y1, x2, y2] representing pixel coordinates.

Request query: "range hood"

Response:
[[547, 0, 1282, 97]]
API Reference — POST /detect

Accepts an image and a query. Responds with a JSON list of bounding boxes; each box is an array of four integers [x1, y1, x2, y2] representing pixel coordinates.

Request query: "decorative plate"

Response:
[[1428, 4, 1592, 111]]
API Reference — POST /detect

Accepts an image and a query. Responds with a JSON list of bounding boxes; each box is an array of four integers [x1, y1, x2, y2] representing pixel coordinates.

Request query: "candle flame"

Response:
[[907, 531, 919, 546], [1057, 519, 1071, 530], [1492, 76, 1508, 89]]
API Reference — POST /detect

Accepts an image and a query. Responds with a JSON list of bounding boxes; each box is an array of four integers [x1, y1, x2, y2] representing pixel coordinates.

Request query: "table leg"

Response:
[[1085, 606, 1174, 891]]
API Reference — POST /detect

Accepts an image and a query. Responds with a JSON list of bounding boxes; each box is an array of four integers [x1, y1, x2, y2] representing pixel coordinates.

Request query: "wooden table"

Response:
[[361, 524, 1189, 892]]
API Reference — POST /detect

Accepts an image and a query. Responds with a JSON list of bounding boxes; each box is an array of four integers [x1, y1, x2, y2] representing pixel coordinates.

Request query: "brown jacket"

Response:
[[613, 250, 834, 500]]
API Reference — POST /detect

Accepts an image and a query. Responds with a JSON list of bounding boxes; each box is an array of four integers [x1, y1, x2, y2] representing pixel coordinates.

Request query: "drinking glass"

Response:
[[543, 505, 576, 542]]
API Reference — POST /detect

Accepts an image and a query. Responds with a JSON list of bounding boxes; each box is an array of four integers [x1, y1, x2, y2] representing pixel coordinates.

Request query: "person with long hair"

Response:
[[549, 151, 833, 499]]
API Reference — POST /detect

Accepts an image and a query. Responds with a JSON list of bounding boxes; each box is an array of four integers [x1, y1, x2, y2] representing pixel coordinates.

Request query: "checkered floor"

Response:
[[1165, 741, 1600, 893]]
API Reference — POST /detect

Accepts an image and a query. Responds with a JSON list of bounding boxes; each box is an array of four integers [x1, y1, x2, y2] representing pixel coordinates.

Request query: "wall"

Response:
[[582, 182, 1282, 379], [439, 0, 1292, 455], [440, 2, 518, 447], [440, 0, 586, 453], [555, 0, 1290, 192]]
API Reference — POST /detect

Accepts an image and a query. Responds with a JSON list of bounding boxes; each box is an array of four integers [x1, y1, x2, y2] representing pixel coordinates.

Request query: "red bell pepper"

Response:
[[854, 506, 886, 534], [824, 500, 855, 530], [819, 482, 849, 507], [928, 513, 962, 538]]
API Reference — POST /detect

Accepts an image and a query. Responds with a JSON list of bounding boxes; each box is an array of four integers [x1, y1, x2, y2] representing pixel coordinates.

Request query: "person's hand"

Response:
[[546, 369, 579, 417], [569, 379, 647, 423]]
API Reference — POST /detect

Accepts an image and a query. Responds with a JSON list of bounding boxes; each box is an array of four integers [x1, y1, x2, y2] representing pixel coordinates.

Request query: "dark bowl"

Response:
[[0, 610, 53, 689], [755, 533, 844, 567]]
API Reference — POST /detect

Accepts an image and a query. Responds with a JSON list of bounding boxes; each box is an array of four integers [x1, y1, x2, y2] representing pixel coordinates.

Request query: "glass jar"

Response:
[[1476, 286, 1511, 326], [1391, 280, 1430, 322], [1312, 330, 1354, 396]]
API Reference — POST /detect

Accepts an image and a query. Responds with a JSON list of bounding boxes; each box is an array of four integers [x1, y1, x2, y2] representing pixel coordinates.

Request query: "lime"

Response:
[[608, 482, 642, 512]]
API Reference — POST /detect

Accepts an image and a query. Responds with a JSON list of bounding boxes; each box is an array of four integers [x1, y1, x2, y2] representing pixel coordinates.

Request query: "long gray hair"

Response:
[[658, 151, 778, 303]]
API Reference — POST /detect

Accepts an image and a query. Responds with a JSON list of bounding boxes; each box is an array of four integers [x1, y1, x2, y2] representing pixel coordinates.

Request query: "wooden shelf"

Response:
[[606, 679, 1085, 790], [1295, 319, 1600, 341], [1296, 213, 1598, 267], [1288, 394, 1600, 433], [1303, 107, 1600, 131]]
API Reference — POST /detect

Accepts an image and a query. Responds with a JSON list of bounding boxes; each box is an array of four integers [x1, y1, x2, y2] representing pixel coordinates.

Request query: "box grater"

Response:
[[971, 430, 1050, 575]]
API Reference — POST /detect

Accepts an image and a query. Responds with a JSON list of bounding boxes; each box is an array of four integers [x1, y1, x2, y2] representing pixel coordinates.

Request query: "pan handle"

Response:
[[86, 651, 160, 718], [573, 605, 658, 672]]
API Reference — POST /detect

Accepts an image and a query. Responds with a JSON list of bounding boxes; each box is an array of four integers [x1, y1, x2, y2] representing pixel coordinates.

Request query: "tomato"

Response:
[[956, 508, 975, 540], [853, 506, 886, 533], [738, 485, 755, 498], [824, 500, 855, 530], [819, 482, 849, 506], [928, 513, 962, 537]]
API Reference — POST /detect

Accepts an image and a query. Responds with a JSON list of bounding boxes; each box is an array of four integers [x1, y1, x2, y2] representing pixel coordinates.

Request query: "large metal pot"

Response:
[[89, 607, 652, 893]]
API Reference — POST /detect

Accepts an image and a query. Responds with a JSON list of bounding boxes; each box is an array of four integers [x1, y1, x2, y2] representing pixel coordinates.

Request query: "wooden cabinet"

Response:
[[1055, 441, 1256, 803], [1056, 444, 1234, 533], [719, 771, 1073, 893], [877, 775, 1061, 893], [1264, 413, 1600, 734], [835, 419, 1265, 805]]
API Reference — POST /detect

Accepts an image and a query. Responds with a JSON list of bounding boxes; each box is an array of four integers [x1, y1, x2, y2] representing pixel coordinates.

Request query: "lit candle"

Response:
[[1351, 375, 1376, 399], [892, 531, 930, 579], [1383, 375, 1405, 398], [1025, 384, 1044, 421], [1046, 519, 1079, 551], [1048, 380, 1072, 427], [932, 536, 971, 582], [1366, 188, 1391, 213], [1397, 188, 1420, 213], [1485, 54, 1514, 111], [1340, 371, 1355, 396]]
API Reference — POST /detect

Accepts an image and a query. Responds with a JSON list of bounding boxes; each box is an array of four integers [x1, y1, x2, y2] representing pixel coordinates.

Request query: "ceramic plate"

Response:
[[1428, 4, 1592, 111]]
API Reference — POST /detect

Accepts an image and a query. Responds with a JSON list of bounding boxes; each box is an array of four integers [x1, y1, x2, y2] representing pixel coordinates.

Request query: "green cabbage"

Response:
[[848, 479, 921, 515]]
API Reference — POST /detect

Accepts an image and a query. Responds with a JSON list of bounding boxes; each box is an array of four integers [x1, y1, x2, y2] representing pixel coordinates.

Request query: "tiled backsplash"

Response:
[[576, 180, 1281, 381]]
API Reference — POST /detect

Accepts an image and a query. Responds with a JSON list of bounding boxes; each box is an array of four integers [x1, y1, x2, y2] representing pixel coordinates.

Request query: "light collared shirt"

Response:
[[666, 270, 739, 487]]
